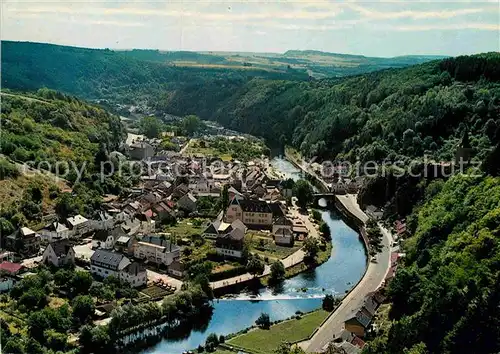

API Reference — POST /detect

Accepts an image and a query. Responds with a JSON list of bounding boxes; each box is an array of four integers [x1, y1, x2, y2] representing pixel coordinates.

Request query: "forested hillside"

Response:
[[1, 41, 308, 103], [159, 53, 500, 164], [363, 174, 500, 354], [0, 89, 129, 234]]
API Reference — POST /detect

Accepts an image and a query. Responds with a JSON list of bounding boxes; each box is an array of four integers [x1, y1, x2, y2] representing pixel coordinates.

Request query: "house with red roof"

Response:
[[0, 261, 23, 276]]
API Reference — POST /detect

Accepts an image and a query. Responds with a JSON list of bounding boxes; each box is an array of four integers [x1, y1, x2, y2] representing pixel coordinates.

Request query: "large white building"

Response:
[[134, 235, 180, 266], [90, 249, 147, 288], [40, 222, 70, 242]]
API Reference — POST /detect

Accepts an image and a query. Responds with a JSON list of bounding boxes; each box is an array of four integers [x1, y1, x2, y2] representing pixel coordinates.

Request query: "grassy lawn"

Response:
[[163, 218, 208, 238], [227, 310, 329, 354], [246, 233, 300, 261]]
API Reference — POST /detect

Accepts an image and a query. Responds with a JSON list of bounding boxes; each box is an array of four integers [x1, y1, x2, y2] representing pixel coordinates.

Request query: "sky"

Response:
[[1, 0, 499, 57]]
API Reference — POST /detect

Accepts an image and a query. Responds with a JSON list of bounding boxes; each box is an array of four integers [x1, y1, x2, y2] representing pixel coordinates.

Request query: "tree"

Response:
[[319, 222, 331, 241], [255, 312, 271, 329], [303, 237, 319, 259], [221, 184, 230, 209], [55, 192, 80, 219], [322, 294, 336, 311], [181, 115, 203, 136], [19, 288, 47, 310], [54, 269, 73, 287], [293, 180, 313, 209], [269, 261, 286, 284], [80, 324, 110, 352], [25, 338, 43, 354], [72, 295, 95, 325], [205, 332, 219, 351], [70, 271, 93, 296], [3, 338, 25, 354], [246, 255, 265, 277], [139, 116, 163, 138], [44, 329, 67, 351]]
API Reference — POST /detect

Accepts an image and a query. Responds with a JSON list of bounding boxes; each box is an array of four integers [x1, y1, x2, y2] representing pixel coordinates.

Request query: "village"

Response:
[[0, 128, 331, 320], [0, 123, 411, 354]]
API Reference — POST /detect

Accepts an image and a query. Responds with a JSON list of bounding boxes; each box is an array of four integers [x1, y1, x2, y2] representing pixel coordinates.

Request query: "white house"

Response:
[[39, 222, 70, 242], [92, 227, 126, 250], [215, 228, 245, 259], [42, 239, 75, 267], [168, 260, 186, 278], [134, 235, 180, 266], [119, 262, 148, 288], [90, 211, 115, 230], [90, 249, 131, 279], [66, 214, 91, 236]]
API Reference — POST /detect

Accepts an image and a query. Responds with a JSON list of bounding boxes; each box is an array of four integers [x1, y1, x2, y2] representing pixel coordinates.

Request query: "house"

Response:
[[136, 211, 156, 234], [120, 262, 147, 288], [92, 227, 126, 250], [394, 220, 407, 237], [0, 261, 23, 276], [215, 228, 245, 258], [66, 214, 91, 236], [274, 227, 294, 246], [273, 217, 294, 246], [228, 186, 244, 201], [292, 221, 308, 241], [39, 222, 70, 242], [0, 277, 15, 293], [168, 260, 186, 278], [90, 211, 114, 230], [365, 205, 383, 220], [344, 307, 373, 338], [152, 202, 176, 224], [90, 249, 131, 279], [251, 185, 266, 198], [129, 141, 154, 160], [134, 235, 181, 266], [225, 197, 273, 228], [114, 235, 136, 256], [171, 183, 189, 199], [202, 216, 247, 239], [42, 239, 75, 267], [6, 227, 41, 256], [177, 193, 197, 213]]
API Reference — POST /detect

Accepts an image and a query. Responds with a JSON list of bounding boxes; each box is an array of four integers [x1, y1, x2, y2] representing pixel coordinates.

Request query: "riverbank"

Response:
[[303, 195, 393, 352], [138, 158, 367, 354], [284, 147, 329, 192], [226, 309, 329, 354]]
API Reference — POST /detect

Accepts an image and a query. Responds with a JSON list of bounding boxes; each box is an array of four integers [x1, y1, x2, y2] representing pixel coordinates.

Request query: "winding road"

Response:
[[301, 194, 393, 353]]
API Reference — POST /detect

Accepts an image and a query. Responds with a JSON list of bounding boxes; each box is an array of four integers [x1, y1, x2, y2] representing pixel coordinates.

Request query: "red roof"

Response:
[[391, 252, 400, 266], [0, 261, 23, 274], [351, 336, 366, 348], [143, 209, 155, 218]]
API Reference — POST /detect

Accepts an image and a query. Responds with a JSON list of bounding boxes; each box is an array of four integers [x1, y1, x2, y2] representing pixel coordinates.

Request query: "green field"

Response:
[[227, 310, 329, 354]]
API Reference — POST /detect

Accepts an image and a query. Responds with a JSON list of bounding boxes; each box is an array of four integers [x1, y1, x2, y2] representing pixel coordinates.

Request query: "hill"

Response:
[[0, 89, 128, 233], [158, 53, 500, 163], [0, 41, 309, 104]]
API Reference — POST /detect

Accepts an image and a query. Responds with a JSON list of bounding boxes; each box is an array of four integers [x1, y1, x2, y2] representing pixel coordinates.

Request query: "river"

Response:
[[142, 157, 366, 353]]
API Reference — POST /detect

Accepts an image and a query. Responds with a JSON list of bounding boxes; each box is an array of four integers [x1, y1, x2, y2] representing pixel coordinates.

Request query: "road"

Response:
[[179, 138, 192, 155], [301, 195, 392, 353]]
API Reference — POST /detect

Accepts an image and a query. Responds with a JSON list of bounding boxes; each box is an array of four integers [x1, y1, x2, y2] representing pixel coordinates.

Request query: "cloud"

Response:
[[388, 23, 499, 31], [6, 3, 343, 21], [347, 3, 485, 20]]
